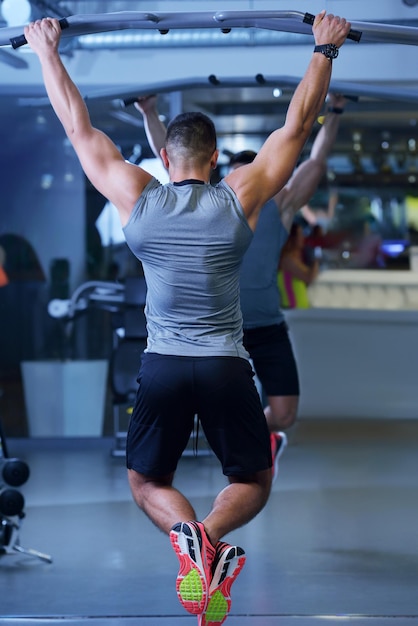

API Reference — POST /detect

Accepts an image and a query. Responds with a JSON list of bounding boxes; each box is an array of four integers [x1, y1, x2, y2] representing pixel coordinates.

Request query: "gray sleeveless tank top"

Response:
[[123, 178, 253, 358], [239, 199, 288, 329]]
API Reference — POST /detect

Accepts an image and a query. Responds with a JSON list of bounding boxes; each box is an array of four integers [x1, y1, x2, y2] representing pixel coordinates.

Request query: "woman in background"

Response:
[[277, 222, 320, 309]]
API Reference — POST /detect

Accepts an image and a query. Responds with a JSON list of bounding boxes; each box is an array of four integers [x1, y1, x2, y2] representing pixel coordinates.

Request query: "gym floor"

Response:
[[0, 418, 417, 626]]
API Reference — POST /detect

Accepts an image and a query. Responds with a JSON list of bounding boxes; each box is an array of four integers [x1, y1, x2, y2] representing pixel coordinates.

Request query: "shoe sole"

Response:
[[169, 522, 210, 615], [199, 545, 246, 626]]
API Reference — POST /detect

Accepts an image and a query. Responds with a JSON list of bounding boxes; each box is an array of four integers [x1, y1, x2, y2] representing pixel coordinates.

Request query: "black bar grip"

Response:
[[208, 75, 220, 85], [303, 12, 362, 42], [122, 97, 140, 107], [121, 95, 157, 107], [10, 17, 69, 49]]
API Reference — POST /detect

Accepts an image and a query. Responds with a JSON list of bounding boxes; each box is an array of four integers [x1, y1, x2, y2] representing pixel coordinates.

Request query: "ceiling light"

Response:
[[1, 0, 32, 26], [40, 174, 53, 189]]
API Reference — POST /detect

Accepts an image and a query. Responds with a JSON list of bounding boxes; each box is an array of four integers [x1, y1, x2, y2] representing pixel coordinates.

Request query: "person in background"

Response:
[[278, 221, 321, 309], [135, 92, 347, 480], [301, 187, 340, 231], [25, 12, 350, 626], [0, 246, 9, 287], [0, 234, 46, 283], [350, 214, 386, 269]]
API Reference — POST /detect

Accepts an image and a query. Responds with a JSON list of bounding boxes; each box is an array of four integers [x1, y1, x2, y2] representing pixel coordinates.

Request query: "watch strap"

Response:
[[314, 43, 339, 60]]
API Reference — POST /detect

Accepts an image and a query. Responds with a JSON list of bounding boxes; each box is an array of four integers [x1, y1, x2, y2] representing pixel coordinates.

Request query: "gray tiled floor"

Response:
[[1, 419, 418, 625]]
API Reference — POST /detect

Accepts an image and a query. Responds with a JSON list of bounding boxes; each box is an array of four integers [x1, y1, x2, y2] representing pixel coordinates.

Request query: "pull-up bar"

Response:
[[110, 75, 418, 106], [0, 9, 375, 49], [2, 9, 418, 52]]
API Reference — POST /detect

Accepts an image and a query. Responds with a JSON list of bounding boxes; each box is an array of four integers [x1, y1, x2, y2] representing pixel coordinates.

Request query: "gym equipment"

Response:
[[3, 9, 418, 117], [0, 47, 28, 68], [0, 418, 52, 563], [1, 8, 418, 48], [108, 74, 418, 108], [1, 457, 30, 487], [0, 11, 362, 49], [48, 280, 125, 321], [108, 276, 147, 457], [0, 487, 24, 517], [3, 8, 418, 112], [0, 10, 367, 49], [47, 278, 145, 454]]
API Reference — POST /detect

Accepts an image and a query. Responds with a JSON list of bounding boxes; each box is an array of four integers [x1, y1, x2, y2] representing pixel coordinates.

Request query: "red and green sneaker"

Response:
[[198, 541, 246, 626], [170, 520, 216, 615]]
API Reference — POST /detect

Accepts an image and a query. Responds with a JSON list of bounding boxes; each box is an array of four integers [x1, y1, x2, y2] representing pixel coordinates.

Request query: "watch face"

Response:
[[325, 44, 339, 59]]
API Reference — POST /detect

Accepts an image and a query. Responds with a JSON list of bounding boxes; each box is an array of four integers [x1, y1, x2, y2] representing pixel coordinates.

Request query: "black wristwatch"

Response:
[[314, 43, 339, 60]]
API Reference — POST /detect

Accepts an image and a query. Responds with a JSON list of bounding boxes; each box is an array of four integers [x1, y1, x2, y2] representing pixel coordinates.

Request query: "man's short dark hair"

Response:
[[166, 112, 217, 165], [229, 150, 257, 167]]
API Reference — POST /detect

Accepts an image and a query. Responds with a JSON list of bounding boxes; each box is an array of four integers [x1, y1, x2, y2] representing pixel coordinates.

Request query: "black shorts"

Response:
[[243, 322, 300, 397], [126, 352, 271, 478]]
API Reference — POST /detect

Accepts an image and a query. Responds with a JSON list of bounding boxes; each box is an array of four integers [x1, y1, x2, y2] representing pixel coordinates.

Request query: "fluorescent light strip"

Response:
[[78, 29, 307, 49]]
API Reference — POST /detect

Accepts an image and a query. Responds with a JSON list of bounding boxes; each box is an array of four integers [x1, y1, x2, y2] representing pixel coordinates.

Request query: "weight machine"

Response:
[[0, 416, 52, 563], [48, 278, 146, 456]]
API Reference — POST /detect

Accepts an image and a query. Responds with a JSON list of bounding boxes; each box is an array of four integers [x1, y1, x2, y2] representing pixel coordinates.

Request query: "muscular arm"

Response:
[[134, 96, 167, 160], [224, 11, 351, 231], [276, 93, 347, 231], [24, 19, 152, 226]]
